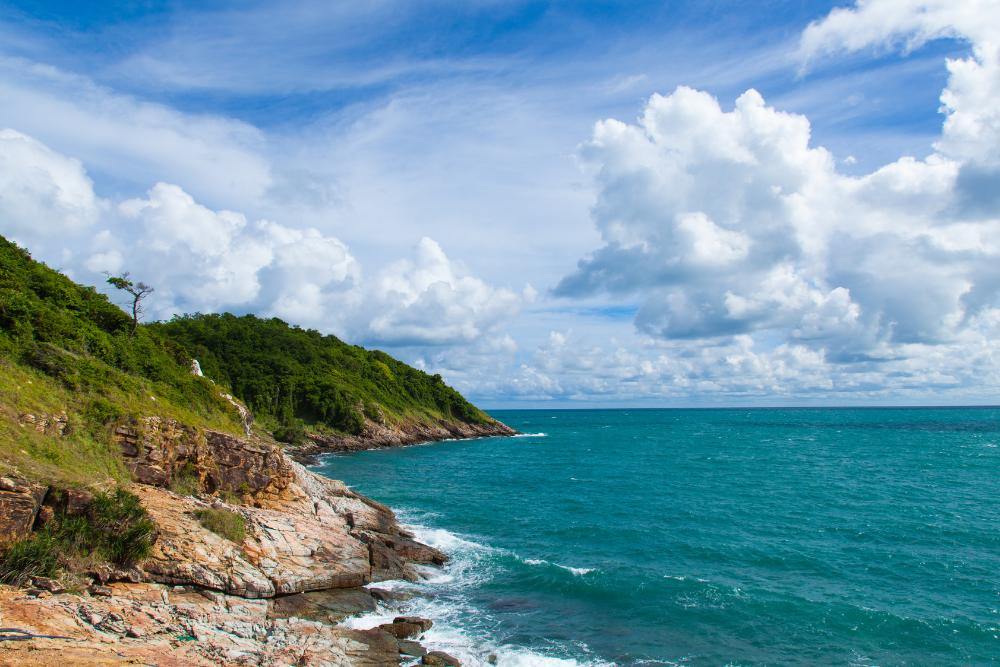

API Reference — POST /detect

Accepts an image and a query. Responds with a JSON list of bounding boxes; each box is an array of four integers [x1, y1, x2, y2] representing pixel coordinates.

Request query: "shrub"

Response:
[[273, 418, 307, 446], [194, 508, 246, 544], [0, 531, 59, 586], [88, 488, 156, 566]]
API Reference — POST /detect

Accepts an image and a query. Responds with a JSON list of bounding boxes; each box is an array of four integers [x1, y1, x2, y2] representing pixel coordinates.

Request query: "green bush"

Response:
[[273, 418, 307, 446], [0, 531, 59, 586], [194, 508, 246, 544], [88, 488, 156, 566]]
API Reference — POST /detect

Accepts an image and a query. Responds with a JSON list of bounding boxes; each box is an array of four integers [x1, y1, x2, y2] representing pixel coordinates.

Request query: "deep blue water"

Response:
[[314, 408, 1000, 666]]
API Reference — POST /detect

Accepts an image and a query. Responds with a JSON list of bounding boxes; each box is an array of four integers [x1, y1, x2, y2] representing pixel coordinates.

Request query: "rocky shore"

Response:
[[292, 417, 517, 464], [0, 414, 504, 666]]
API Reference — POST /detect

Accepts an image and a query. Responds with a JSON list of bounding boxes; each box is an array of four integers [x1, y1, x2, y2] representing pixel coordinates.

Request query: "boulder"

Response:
[[394, 616, 433, 632], [424, 650, 462, 666], [378, 621, 426, 639], [268, 587, 377, 623], [398, 639, 428, 657]]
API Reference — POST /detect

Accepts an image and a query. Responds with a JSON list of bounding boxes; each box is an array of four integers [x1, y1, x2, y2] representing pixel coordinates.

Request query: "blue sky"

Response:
[[1, 0, 998, 407]]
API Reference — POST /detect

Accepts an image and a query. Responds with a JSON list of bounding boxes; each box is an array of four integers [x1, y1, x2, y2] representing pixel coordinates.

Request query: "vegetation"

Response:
[[0, 488, 155, 586], [194, 508, 246, 544], [152, 313, 491, 435], [0, 235, 242, 484]]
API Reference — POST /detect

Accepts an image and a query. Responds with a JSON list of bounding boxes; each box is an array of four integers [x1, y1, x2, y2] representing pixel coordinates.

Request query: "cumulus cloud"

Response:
[[0, 130, 520, 345], [364, 237, 523, 346], [557, 0, 1000, 377]]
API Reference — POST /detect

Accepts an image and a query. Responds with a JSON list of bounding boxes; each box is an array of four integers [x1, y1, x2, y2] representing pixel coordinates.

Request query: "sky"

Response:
[[1, 0, 998, 408]]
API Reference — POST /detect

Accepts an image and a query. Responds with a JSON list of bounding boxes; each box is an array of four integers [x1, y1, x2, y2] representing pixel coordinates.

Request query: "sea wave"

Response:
[[512, 432, 548, 438], [340, 516, 609, 666], [523, 558, 595, 576]]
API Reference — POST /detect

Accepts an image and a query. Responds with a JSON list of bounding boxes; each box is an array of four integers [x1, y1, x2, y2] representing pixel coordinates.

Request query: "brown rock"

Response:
[[0, 476, 47, 549], [268, 587, 377, 624], [424, 650, 462, 666], [378, 621, 425, 639], [0, 583, 403, 666], [394, 616, 433, 632], [398, 639, 428, 656]]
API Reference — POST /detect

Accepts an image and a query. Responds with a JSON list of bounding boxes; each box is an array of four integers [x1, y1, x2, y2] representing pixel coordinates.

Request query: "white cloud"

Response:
[[557, 0, 1000, 375], [0, 132, 518, 346], [0, 129, 101, 245], [0, 56, 272, 207], [365, 237, 522, 345]]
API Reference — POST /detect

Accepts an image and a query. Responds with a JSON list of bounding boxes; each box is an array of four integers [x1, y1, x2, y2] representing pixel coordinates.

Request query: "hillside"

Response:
[[0, 233, 508, 664], [0, 234, 510, 480], [152, 313, 493, 439]]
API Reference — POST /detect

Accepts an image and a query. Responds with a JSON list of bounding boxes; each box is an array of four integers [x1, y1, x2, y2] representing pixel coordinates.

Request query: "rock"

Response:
[[88, 585, 113, 597], [424, 650, 462, 666], [398, 639, 428, 657], [113, 417, 291, 499], [378, 621, 426, 639], [0, 476, 47, 549], [0, 583, 402, 666], [394, 616, 433, 632], [268, 587, 377, 624], [30, 577, 65, 593], [369, 586, 416, 603], [488, 654, 498, 664]]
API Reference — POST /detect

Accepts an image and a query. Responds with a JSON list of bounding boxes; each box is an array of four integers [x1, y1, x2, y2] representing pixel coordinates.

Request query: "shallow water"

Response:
[[313, 408, 1000, 666]]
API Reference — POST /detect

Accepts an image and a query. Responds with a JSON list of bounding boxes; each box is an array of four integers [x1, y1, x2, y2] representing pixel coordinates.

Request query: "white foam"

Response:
[[512, 432, 547, 438], [343, 515, 609, 666], [523, 558, 595, 576]]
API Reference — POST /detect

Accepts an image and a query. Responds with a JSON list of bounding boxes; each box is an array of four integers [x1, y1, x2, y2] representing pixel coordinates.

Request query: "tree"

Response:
[[106, 272, 154, 336]]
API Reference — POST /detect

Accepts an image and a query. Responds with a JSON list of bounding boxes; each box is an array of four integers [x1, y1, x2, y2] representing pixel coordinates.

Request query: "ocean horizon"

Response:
[[316, 406, 1000, 666]]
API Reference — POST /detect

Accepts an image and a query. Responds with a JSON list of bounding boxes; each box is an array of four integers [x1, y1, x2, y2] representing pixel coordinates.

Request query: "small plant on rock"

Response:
[[194, 508, 246, 544]]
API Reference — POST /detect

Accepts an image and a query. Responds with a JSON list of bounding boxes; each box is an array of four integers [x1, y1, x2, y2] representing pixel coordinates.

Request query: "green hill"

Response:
[[0, 234, 498, 485], [151, 313, 490, 439]]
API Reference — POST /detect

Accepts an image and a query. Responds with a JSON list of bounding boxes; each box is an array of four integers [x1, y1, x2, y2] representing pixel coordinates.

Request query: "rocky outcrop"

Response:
[[120, 425, 445, 597], [114, 417, 293, 501], [0, 476, 47, 549], [295, 416, 516, 463], [17, 411, 69, 437], [0, 583, 401, 666]]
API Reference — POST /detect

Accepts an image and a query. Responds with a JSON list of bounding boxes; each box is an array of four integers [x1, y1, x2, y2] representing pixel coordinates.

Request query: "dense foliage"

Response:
[[153, 313, 490, 434], [0, 235, 233, 424]]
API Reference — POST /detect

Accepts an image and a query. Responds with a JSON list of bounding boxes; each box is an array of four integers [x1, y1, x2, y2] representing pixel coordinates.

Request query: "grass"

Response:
[[0, 354, 244, 488], [170, 462, 201, 497], [0, 487, 156, 586], [194, 508, 246, 544]]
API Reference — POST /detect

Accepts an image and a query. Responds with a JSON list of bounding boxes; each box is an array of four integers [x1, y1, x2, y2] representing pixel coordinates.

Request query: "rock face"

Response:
[[0, 583, 401, 666], [0, 476, 47, 549], [114, 417, 292, 500], [123, 426, 446, 597]]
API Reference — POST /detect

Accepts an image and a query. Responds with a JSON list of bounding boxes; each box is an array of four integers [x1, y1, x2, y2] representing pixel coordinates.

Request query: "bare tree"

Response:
[[106, 272, 154, 336]]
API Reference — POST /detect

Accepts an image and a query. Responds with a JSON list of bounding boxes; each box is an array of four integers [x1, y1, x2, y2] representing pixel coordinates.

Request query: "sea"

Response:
[[312, 408, 1000, 666]]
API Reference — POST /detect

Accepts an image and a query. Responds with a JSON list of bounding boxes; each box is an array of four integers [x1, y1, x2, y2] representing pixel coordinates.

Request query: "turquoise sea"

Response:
[[314, 408, 1000, 666]]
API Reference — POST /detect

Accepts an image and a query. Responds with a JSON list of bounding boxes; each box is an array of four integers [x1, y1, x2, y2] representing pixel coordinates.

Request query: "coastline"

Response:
[[291, 417, 518, 464]]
